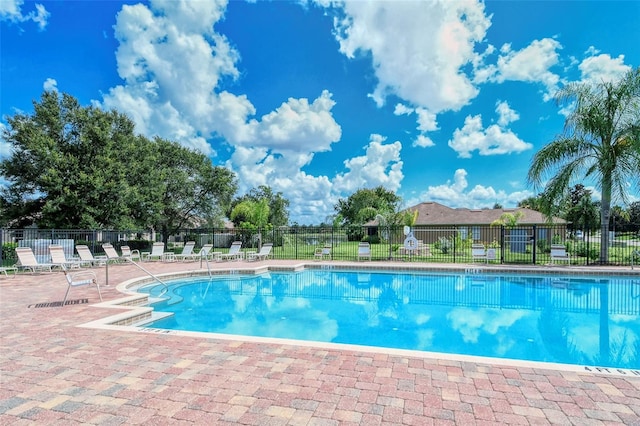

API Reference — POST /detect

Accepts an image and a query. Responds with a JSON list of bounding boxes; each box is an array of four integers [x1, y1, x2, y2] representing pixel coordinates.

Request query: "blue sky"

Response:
[[2, 0, 639, 224]]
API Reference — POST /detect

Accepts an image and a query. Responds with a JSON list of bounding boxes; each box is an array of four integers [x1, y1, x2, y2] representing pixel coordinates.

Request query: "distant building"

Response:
[[367, 201, 567, 249]]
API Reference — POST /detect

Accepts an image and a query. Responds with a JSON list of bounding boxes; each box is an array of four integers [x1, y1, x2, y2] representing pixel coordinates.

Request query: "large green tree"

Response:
[[229, 185, 289, 227], [335, 186, 401, 226], [1, 91, 238, 237], [146, 137, 237, 243], [527, 68, 640, 263], [1, 91, 143, 228]]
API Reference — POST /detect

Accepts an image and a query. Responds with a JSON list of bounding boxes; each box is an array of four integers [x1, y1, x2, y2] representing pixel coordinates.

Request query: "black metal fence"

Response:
[[2, 225, 639, 267]]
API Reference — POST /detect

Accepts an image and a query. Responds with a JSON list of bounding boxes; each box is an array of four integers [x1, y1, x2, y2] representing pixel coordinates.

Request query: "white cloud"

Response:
[[333, 134, 403, 193], [0, 0, 49, 30], [578, 51, 630, 84], [392, 105, 439, 148], [227, 145, 337, 224], [448, 113, 532, 158], [331, 0, 491, 112], [413, 135, 435, 148], [495, 100, 519, 126], [100, 0, 341, 160], [405, 168, 533, 209], [226, 133, 402, 224], [99, 0, 244, 155], [554, 51, 631, 119], [416, 108, 438, 132], [43, 78, 57, 92], [254, 90, 341, 153], [477, 38, 562, 100], [393, 103, 413, 116]]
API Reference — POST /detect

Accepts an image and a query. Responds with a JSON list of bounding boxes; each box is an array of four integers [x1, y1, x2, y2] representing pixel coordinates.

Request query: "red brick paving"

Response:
[[1, 260, 639, 425]]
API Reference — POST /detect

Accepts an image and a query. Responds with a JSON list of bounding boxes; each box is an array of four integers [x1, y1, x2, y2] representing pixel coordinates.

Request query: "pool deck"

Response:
[[1, 259, 640, 425]]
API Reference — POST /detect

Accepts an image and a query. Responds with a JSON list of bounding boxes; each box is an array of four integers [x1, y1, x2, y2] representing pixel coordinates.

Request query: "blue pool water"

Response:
[[139, 269, 640, 370]]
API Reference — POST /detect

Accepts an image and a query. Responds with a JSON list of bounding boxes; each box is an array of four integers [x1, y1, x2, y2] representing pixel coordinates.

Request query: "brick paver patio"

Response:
[[1, 260, 639, 425]]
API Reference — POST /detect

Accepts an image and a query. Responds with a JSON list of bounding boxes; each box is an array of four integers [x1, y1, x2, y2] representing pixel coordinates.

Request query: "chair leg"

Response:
[[62, 286, 71, 307], [95, 282, 103, 301]]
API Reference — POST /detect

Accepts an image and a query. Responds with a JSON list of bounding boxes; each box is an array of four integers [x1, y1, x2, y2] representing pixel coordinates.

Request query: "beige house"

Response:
[[369, 202, 567, 250]]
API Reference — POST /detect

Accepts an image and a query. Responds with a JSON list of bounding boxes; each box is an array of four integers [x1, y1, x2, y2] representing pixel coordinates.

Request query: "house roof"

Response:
[[370, 201, 566, 226]]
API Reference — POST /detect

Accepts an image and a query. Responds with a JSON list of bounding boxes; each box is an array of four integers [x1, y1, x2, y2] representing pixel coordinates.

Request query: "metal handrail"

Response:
[[199, 251, 212, 277], [104, 252, 168, 297]]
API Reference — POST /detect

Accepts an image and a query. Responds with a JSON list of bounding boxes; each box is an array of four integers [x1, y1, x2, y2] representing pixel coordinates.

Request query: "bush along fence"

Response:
[[1, 225, 639, 267]]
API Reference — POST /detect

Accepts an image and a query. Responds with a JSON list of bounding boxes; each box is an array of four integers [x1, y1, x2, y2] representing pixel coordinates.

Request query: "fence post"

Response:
[[500, 226, 505, 263], [586, 228, 590, 266], [331, 226, 335, 261], [532, 225, 537, 265], [453, 227, 457, 264]]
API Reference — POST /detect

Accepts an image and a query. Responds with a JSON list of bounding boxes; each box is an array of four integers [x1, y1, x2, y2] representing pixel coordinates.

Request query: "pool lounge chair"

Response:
[[314, 245, 331, 261], [175, 241, 198, 261], [76, 245, 107, 267], [357, 242, 371, 261], [61, 265, 102, 307], [121, 246, 141, 262], [198, 244, 219, 261], [49, 245, 85, 269], [145, 242, 166, 261], [101, 243, 127, 263], [471, 244, 488, 263], [550, 244, 570, 264], [15, 247, 55, 273], [247, 243, 273, 262], [219, 241, 243, 261]]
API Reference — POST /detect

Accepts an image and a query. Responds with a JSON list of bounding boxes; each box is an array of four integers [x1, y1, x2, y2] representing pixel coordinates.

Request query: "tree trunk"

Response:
[[599, 178, 612, 264]]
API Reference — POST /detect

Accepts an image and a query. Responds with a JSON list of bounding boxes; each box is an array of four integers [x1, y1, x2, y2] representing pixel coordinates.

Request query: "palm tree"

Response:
[[528, 67, 640, 263]]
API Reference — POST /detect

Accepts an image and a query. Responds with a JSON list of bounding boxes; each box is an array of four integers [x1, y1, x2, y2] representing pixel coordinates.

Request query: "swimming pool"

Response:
[[139, 268, 640, 370]]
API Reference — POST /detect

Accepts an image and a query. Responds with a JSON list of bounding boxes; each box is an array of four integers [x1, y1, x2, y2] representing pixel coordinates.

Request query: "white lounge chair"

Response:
[[550, 244, 570, 264], [357, 242, 371, 261], [146, 242, 166, 261], [101, 243, 122, 262], [15, 247, 54, 273], [219, 241, 243, 261], [121, 245, 141, 262], [49, 245, 84, 269], [76, 245, 107, 267], [175, 241, 198, 261], [314, 245, 331, 261], [247, 243, 273, 262], [197, 244, 218, 260], [61, 265, 102, 307], [471, 244, 488, 263]]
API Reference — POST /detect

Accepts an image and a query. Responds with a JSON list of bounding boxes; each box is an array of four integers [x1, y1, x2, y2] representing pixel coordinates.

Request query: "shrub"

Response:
[[364, 235, 381, 244], [2, 242, 18, 265], [435, 236, 452, 254], [346, 225, 364, 242], [537, 240, 550, 254], [574, 243, 598, 260]]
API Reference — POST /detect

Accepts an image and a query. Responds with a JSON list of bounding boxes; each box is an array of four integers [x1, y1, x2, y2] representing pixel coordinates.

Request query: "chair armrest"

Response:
[[67, 270, 98, 285]]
